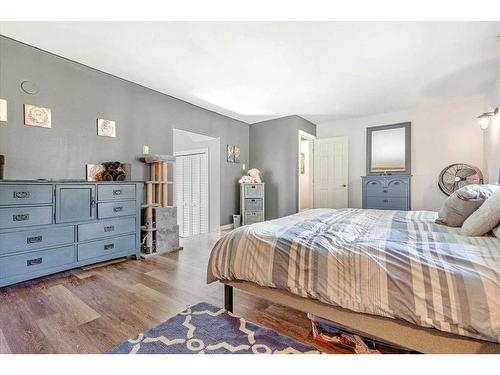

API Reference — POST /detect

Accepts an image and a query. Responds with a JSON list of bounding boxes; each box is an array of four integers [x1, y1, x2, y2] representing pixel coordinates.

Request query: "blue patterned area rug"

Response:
[[110, 302, 320, 354]]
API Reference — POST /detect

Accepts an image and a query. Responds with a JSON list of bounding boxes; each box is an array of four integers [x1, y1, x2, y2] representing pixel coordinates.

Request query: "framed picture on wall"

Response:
[[24, 104, 52, 128], [234, 146, 240, 163], [97, 118, 116, 137], [300, 152, 305, 174], [227, 144, 234, 162]]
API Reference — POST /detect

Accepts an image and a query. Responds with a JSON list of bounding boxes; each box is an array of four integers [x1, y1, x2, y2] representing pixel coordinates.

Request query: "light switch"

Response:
[[242, 164, 246, 171], [143, 145, 149, 154], [0, 99, 6, 122]]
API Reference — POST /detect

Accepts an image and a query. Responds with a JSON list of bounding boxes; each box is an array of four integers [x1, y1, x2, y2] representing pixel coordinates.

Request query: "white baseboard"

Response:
[[220, 224, 234, 231]]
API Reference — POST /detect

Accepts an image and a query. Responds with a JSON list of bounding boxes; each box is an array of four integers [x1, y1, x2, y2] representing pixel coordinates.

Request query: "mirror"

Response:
[[367, 122, 411, 175]]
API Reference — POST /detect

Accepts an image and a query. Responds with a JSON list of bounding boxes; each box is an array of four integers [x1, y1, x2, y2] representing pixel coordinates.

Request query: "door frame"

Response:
[[173, 148, 210, 237], [298, 130, 316, 212]]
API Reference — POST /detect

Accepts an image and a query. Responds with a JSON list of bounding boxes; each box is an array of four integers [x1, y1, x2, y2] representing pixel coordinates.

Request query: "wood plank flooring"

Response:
[[0, 231, 344, 354]]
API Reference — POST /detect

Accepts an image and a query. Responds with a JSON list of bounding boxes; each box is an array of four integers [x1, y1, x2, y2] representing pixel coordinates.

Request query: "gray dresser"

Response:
[[0, 180, 142, 287], [240, 183, 265, 225], [361, 175, 411, 211]]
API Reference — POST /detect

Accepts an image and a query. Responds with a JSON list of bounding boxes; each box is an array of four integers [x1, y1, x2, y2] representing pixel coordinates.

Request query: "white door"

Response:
[[313, 136, 348, 208], [175, 152, 209, 237]]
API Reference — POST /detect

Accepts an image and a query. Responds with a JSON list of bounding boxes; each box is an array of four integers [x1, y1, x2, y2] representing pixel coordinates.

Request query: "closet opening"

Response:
[[173, 129, 220, 237]]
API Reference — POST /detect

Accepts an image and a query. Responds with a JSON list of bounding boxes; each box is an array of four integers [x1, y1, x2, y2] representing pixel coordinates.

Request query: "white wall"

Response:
[[173, 129, 221, 232], [483, 76, 500, 184], [317, 97, 485, 211]]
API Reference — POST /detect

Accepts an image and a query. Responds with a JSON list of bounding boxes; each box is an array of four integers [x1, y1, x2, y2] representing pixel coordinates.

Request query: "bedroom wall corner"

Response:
[[249, 115, 316, 220]]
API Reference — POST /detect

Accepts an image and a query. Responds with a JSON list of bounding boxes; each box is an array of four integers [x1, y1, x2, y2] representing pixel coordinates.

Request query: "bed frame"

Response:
[[223, 282, 500, 354]]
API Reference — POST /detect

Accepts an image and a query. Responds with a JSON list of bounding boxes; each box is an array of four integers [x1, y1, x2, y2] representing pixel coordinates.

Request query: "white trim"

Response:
[[298, 130, 316, 212], [220, 223, 234, 231]]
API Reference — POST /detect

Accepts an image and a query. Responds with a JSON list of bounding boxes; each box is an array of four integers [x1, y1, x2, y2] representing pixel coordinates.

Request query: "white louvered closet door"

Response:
[[176, 153, 209, 237]]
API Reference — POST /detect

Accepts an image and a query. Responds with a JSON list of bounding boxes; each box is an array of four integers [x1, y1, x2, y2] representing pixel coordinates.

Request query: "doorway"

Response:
[[298, 130, 315, 211], [173, 129, 220, 237]]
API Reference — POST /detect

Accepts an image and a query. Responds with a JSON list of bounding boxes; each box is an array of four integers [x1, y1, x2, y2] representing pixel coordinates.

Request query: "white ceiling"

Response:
[[1, 22, 499, 124]]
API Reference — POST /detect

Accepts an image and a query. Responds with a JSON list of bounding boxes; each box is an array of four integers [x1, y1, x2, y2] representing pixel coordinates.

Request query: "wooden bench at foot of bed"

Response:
[[223, 281, 500, 354]]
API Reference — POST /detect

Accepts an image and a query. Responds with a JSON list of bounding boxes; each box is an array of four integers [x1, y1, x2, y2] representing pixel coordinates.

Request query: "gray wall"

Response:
[[0, 36, 249, 226], [250, 115, 316, 220]]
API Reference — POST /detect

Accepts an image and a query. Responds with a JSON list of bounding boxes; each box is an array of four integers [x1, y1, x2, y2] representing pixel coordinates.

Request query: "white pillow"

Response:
[[493, 223, 500, 239], [462, 189, 500, 236]]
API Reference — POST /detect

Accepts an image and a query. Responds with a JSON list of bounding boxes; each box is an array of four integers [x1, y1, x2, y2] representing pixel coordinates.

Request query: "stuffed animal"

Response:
[[248, 168, 262, 183], [238, 175, 253, 184], [238, 168, 262, 184]]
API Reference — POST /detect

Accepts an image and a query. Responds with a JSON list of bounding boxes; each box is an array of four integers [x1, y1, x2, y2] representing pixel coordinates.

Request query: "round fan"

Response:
[[438, 163, 483, 196]]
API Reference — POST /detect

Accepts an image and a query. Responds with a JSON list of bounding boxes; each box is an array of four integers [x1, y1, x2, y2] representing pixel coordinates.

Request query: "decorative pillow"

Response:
[[492, 223, 500, 239], [435, 184, 498, 227], [462, 189, 500, 236]]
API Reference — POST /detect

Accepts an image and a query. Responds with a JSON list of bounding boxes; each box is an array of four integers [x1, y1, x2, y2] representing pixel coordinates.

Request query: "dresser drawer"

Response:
[[365, 196, 408, 211], [0, 245, 75, 279], [366, 181, 407, 197], [0, 206, 53, 229], [78, 217, 135, 241], [244, 211, 264, 225], [244, 184, 263, 198], [77, 234, 135, 261], [245, 198, 263, 211], [97, 201, 135, 219], [0, 184, 53, 206], [0, 225, 74, 256], [98, 184, 136, 201]]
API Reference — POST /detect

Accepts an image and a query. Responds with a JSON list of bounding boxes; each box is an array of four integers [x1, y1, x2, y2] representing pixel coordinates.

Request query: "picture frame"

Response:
[[300, 152, 305, 174], [24, 104, 52, 128], [227, 144, 235, 162], [97, 118, 116, 137], [234, 146, 240, 163]]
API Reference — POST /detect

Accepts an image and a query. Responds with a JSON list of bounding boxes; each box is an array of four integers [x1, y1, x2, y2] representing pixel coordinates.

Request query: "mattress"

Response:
[[207, 208, 500, 342]]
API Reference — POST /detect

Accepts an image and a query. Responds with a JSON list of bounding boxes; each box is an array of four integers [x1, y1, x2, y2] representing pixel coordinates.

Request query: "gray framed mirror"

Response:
[[366, 122, 411, 175]]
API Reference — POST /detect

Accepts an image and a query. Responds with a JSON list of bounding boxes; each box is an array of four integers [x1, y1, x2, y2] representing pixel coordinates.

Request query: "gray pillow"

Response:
[[435, 184, 498, 227], [462, 188, 500, 236]]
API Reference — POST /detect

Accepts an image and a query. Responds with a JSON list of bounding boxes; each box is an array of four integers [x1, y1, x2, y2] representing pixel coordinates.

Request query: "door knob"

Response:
[[340, 184, 347, 187]]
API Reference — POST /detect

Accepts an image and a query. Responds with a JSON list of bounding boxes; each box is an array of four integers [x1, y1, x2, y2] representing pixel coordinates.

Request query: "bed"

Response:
[[207, 208, 500, 353]]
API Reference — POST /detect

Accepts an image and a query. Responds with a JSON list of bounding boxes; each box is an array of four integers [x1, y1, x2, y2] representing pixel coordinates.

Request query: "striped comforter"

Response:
[[207, 209, 500, 342]]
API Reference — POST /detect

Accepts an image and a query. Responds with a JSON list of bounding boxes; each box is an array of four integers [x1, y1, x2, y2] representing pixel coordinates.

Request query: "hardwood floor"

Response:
[[0, 231, 344, 354]]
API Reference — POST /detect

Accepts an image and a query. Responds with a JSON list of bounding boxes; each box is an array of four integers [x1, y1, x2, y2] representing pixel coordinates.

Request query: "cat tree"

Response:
[[141, 154, 182, 256]]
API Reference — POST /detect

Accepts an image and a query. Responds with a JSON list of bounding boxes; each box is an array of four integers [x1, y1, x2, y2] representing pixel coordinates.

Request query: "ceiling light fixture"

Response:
[[477, 107, 498, 130]]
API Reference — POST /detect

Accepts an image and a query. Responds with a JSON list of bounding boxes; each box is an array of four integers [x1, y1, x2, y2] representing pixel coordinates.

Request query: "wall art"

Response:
[[24, 104, 51, 128], [97, 118, 116, 137]]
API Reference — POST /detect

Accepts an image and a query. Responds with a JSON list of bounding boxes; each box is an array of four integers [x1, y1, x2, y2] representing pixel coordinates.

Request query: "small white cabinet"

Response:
[[240, 183, 265, 225]]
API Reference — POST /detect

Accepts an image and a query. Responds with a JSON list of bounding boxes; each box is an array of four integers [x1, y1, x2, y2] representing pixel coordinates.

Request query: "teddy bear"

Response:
[[248, 168, 262, 183], [238, 168, 262, 184]]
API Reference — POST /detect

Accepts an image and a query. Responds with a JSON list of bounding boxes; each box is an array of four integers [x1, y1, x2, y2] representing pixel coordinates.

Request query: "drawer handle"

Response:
[[251, 186, 256, 189], [383, 189, 388, 193], [104, 243, 115, 250], [27, 257, 42, 266], [113, 206, 123, 212], [13, 214, 30, 221], [383, 199, 389, 203], [113, 189, 122, 195], [13, 191, 31, 199], [370, 182, 377, 185], [394, 182, 400, 185], [27, 235, 43, 244], [104, 225, 115, 232]]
